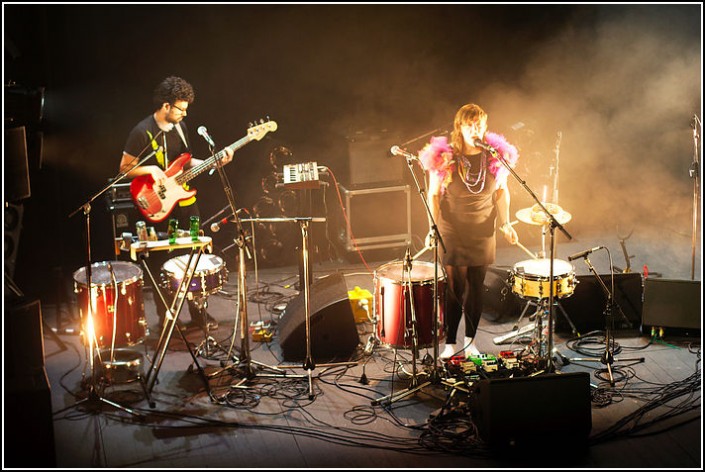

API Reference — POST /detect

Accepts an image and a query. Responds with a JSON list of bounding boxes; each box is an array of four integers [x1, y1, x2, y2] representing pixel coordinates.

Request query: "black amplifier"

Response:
[[108, 180, 132, 203]]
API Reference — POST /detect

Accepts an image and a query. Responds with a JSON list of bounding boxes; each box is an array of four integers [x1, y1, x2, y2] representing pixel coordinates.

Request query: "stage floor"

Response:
[[5, 229, 702, 468]]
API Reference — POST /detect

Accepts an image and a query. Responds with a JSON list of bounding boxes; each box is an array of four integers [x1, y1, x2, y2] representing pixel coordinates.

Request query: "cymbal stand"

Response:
[[562, 249, 644, 386], [689, 114, 700, 281], [480, 141, 572, 372]]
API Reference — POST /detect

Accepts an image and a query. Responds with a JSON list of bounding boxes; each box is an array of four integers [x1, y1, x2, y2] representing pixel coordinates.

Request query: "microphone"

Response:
[[568, 246, 603, 261], [197, 126, 216, 147], [390, 145, 418, 160], [210, 217, 230, 233], [210, 209, 245, 232], [472, 139, 496, 152]]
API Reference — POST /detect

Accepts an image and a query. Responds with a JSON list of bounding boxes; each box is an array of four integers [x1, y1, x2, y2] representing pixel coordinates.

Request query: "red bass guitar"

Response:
[[130, 120, 277, 223]]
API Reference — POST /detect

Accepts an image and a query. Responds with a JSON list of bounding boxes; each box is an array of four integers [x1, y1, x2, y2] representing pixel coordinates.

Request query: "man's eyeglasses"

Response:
[[171, 104, 188, 114]]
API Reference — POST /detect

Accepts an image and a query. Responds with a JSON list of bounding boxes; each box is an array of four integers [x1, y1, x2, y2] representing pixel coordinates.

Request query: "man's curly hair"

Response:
[[153, 76, 195, 110]]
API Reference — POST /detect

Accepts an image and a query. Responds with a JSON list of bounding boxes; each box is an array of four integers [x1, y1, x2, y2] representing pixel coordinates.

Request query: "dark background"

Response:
[[4, 4, 701, 302]]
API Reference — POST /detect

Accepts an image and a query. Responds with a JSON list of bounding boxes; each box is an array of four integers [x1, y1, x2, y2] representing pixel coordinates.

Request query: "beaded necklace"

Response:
[[458, 151, 487, 194]]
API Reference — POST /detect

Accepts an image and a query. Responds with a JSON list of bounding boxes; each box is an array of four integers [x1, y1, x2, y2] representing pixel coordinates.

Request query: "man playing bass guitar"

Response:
[[119, 76, 233, 331]]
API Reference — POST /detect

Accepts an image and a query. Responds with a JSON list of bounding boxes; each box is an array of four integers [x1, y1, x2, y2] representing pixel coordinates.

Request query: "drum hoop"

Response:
[[73, 265, 143, 288], [162, 255, 225, 278], [512, 259, 573, 279], [375, 260, 444, 284]]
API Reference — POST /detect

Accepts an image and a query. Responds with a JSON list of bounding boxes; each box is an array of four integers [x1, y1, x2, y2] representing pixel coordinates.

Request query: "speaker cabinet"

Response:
[[5, 297, 45, 378], [4, 202, 24, 279], [4, 125, 31, 202], [555, 272, 643, 334], [279, 272, 360, 361], [338, 184, 411, 251], [107, 201, 142, 260], [347, 131, 404, 186], [642, 278, 701, 331], [471, 372, 592, 452], [5, 367, 57, 467]]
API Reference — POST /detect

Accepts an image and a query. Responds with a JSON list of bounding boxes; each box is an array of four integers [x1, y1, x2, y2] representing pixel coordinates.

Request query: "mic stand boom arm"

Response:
[[488, 144, 572, 372]]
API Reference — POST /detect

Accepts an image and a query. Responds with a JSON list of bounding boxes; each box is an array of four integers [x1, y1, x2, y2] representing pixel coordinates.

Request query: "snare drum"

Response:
[[374, 260, 445, 349], [510, 258, 576, 300], [161, 254, 228, 299], [73, 261, 146, 348]]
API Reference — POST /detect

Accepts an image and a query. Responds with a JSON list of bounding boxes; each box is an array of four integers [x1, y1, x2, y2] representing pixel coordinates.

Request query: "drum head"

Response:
[[162, 254, 225, 277], [512, 258, 573, 278], [73, 261, 142, 287], [375, 260, 443, 283]]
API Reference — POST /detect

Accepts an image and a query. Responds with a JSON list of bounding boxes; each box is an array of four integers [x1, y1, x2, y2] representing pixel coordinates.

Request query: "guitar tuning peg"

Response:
[[259, 118, 264, 124], [248, 121, 253, 127]]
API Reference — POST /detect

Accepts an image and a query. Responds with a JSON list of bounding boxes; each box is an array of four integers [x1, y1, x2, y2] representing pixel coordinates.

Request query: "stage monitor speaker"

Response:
[[642, 278, 701, 331], [279, 272, 359, 361], [555, 272, 642, 334], [471, 372, 592, 453], [482, 265, 522, 323]]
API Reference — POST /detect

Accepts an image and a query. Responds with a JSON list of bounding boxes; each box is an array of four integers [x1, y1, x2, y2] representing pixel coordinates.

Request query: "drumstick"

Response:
[[515, 241, 539, 260], [502, 219, 539, 260]]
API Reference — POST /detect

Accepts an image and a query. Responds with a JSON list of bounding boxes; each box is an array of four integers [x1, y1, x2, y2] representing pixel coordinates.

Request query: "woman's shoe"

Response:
[[464, 336, 480, 357]]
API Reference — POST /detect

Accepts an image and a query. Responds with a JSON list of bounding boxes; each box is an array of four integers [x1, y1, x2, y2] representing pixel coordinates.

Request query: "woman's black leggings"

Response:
[[443, 265, 487, 343]]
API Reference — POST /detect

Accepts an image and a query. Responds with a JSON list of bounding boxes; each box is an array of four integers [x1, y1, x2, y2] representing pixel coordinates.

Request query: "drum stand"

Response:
[[493, 296, 579, 345], [560, 253, 644, 386], [192, 297, 226, 360]]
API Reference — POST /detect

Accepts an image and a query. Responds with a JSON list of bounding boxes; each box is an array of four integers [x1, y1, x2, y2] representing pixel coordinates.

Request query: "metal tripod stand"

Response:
[[372, 248, 432, 406], [561, 250, 644, 386], [372, 148, 446, 406]]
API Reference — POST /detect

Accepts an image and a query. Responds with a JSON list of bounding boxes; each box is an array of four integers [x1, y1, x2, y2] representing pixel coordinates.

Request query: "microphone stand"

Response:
[[62, 133, 165, 418], [483, 142, 572, 372], [204, 140, 288, 391], [373, 151, 446, 406], [565, 249, 644, 386], [689, 114, 701, 281]]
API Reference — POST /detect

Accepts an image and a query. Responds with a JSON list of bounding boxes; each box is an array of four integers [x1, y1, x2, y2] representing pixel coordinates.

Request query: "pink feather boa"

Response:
[[419, 131, 519, 191]]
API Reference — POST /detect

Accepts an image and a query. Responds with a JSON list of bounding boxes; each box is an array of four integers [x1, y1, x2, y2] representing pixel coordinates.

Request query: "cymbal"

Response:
[[516, 202, 572, 226]]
